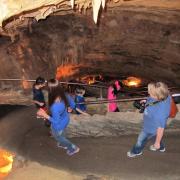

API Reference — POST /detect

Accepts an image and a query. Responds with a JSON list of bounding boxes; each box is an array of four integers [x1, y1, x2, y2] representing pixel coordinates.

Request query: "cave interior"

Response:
[[0, 1, 180, 178], [0, 0, 180, 96]]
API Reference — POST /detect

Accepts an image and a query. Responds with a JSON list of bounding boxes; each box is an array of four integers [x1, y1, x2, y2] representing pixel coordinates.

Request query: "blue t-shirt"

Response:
[[49, 94, 75, 131], [143, 95, 171, 135], [75, 95, 86, 114], [67, 94, 76, 110]]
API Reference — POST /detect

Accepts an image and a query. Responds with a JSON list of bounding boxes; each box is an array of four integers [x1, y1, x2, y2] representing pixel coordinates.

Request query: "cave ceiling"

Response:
[[1, 0, 180, 40], [0, 0, 114, 40], [0, 0, 180, 89]]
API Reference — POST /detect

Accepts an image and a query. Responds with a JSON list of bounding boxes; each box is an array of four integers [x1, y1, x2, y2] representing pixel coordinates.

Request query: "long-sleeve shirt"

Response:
[[49, 95, 75, 131], [75, 95, 86, 114], [107, 86, 118, 112]]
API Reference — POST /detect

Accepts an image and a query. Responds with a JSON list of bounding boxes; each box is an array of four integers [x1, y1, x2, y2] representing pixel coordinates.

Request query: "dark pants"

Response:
[[114, 107, 119, 112]]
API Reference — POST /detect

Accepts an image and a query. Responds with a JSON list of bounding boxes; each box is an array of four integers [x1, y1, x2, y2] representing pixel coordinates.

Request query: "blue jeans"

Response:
[[131, 131, 165, 154], [51, 128, 77, 153]]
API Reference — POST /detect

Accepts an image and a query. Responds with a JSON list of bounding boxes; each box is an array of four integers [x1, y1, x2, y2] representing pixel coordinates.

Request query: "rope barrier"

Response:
[[77, 97, 147, 105]]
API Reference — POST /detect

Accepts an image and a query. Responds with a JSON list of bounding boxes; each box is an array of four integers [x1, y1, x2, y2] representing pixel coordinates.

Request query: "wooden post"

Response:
[[100, 88, 103, 99]]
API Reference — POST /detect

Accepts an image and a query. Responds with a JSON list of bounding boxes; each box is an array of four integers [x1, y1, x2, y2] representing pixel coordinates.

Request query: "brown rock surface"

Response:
[[0, 1, 180, 104]]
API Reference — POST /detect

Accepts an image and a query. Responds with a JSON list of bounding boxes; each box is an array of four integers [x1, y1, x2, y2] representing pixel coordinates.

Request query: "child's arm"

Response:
[[75, 107, 90, 116], [37, 108, 50, 120], [33, 100, 45, 107]]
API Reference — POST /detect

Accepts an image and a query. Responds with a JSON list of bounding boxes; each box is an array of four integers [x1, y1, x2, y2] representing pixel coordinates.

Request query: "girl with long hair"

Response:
[[37, 79, 80, 156]]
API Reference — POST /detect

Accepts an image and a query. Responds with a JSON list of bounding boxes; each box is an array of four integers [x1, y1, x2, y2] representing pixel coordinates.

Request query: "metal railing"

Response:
[[78, 97, 147, 105], [0, 78, 107, 99], [0, 78, 179, 102]]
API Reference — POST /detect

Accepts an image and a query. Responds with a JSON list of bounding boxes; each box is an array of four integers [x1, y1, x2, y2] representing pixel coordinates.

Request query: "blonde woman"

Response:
[[127, 82, 171, 158]]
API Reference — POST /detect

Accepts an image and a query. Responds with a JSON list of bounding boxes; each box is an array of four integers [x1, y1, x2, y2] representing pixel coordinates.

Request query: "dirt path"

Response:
[[7, 128, 180, 180], [0, 106, 179, 180]]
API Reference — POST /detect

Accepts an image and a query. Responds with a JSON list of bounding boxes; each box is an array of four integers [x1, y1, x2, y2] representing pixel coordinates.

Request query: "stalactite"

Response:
[[92, 0, 102, 24], [70, 0, 74, 9]]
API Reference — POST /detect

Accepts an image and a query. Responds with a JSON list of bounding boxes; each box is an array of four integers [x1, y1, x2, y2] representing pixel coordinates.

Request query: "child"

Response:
[[37, 79, 80, 156], [74, 86, 87, 114], [32, 76, 51, 127], [107, 80, 122, 112], [33, 76, 46, 109]]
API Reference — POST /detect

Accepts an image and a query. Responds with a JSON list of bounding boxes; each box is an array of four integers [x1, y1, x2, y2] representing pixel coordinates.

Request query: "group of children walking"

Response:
[[32, 77, 89, 156], [32, 77, 175, 158], [32, 77, 125, 156]]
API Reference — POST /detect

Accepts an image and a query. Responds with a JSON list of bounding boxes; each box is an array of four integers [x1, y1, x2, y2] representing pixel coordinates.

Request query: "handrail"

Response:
[[78, 97, 147, 105], [0, 78, 107, 89], [59, 81, 107, 88], [0, 78, 179, 92], [0, 78, 35, 82], [77, 93, 180, 105]]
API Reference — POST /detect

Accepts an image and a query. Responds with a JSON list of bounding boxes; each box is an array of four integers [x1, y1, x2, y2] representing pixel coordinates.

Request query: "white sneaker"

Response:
[[57, 143, 67, 150], [127, 151, 142, 158], [67, 147, 80, 156], [149, 145, 166, 152]]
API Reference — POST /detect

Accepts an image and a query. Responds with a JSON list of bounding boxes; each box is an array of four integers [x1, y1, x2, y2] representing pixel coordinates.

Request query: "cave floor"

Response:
[[1, 107, 180, 180]]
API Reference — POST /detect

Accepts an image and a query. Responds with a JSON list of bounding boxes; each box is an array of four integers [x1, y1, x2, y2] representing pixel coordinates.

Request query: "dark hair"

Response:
[[75, 85, 85, 94], [48, 79, 69, 108], [35, 76, 45, 85], [112, 80, 122, 95]]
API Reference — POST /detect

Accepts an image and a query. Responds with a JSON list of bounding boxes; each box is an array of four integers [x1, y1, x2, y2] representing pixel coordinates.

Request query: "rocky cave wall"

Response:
[[0, 5, 180, 91]]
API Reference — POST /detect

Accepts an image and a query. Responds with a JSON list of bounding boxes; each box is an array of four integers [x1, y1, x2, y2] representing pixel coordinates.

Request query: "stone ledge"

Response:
[[67, 112, 180, 137]]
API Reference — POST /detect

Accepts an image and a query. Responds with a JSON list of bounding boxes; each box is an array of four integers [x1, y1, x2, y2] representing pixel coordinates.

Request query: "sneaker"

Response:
[[159, 148, 166, 152], [57, 143, 67, 150], [149, 145, 166, 152], [67, 147, 80, 156], [127, 151, 143, 158]]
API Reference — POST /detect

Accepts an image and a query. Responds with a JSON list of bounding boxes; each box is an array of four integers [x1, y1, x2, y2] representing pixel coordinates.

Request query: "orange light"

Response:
[[88, 76, 95, 85], [123, 77, 142, 87], [80, 76, 96, 85], [0, 149, 14, 179], [56, 64, 79, 79]]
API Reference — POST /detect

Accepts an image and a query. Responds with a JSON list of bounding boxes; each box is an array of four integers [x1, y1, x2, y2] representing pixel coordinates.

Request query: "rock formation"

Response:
[[0, 0, 179, 99]]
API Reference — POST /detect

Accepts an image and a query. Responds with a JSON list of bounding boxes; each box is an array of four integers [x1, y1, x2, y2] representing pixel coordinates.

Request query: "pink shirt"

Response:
[[107, 86, 118, 112]]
